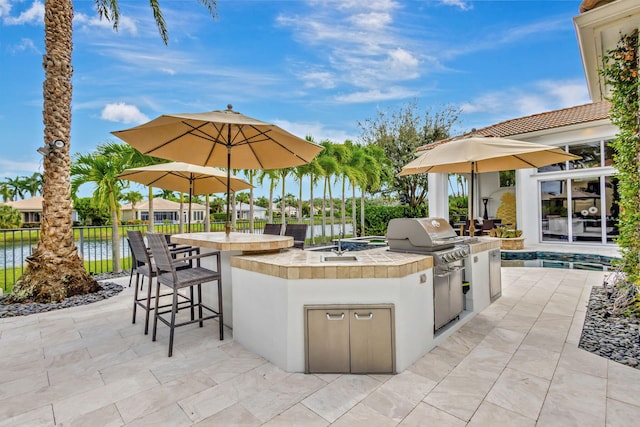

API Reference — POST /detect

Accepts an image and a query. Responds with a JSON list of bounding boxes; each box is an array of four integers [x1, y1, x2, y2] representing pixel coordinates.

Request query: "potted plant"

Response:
[[489, 226, 525, 250]]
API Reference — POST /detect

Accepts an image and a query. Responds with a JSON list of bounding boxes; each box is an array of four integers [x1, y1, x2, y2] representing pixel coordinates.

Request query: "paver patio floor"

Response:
[[1, 266, 640, 426]]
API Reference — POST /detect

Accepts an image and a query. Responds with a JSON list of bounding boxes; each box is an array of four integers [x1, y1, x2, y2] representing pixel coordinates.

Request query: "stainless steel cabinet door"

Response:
[[306, 309, 350, 373], [349, 308, 394, 374]]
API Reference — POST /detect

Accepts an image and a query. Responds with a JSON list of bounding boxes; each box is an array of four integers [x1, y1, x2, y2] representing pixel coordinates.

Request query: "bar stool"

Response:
[[146, 232, 224, 357], [126, 230, 194, 335]]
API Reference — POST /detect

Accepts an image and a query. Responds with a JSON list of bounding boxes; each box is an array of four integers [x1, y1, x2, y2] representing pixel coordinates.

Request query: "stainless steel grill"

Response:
[[386, 217, 472, 331], [386, 217, 470, 263]]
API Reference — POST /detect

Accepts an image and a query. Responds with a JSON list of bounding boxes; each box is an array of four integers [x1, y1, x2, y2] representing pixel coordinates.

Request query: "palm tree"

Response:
[[359, 145, 387, 236], [23, 173, 44, 198], [10, 1, 217, 303], [278, 168, 292, 228], [4, 176, 25, 201], [242, 170, 257, 232], [317, 141, 340, 242], [122, 191, 143, 221], [0, 182, 12, 202], [258, 170, 279, 223], [70, 143, 131, 273]]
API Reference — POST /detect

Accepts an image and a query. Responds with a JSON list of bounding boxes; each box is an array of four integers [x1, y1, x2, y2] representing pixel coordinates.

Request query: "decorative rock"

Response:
[[580, 287, 640, 371], [0, 271, 127, 318]]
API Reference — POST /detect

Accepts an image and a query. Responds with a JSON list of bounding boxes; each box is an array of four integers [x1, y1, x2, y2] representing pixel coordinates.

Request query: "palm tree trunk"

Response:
[[204, 193, 210, 232], [341, 177, 346, 237], [110, 198, 121, 273], [249, 172, 255, 233], [10, 0, 99, 303], [329, 183, 335, 240], [268, 179, 275, 223], [147, 188, 154, 232], [322, 178, 327, 243], [232, 192, 237, 231], [281, 174, 286, 229], [179, 193, 184, 233], [352, 185, 357, 237], [309, 174, 315, 245], [360, 190, 366, 237]]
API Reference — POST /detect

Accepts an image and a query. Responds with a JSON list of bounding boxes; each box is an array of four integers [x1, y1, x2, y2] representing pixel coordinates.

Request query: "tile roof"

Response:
[[120, 198, 207, 211], [2, 196, 45, 211], [417, 101, 611, 152]]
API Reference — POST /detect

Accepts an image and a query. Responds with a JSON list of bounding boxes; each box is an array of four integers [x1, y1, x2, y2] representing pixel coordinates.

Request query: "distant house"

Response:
[[223, 203, 267, 220], [121, 198, 208, 224], [1, 196, 78, 224]]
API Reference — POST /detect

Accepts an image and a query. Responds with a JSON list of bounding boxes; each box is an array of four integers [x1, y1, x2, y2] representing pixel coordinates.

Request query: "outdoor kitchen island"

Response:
[[230, 237, 501, 374]]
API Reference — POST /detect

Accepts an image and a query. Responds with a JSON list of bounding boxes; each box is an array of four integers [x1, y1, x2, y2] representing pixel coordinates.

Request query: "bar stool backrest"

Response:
[[147, 233, 179, 282], [127, 230, 152, 269], [263, 223, 282, 235]]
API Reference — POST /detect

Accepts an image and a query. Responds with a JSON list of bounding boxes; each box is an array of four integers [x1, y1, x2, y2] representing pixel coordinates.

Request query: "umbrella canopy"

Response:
[[118, 162, 253, 232], [112, 105, 323, 234], [399, 136, 581, 235]]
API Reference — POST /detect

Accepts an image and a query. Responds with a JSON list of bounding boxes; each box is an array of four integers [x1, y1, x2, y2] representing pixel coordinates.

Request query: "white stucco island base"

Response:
[[230, 241, 499, 373]]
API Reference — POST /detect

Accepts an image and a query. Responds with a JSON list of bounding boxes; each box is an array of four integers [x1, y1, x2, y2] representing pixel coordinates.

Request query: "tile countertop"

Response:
[[230, 238, 500, 280], [230, 247, 433, 280]]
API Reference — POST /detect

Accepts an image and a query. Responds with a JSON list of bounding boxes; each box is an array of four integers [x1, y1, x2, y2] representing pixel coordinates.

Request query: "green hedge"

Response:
[[357, 205, 428, 235]]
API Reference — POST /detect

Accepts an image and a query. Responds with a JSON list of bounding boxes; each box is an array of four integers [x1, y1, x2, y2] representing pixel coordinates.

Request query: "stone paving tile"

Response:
[[484, 367, 550, 420], [0, 404, 54, 427], [126, 403, 193, 427], [507, 343, 561, 381], [261, 403, 329, 427], [606, 360, 640, 407], [195, 402, 262, 426], [398, 402, 466, 427], [538, 366, 607, 426], [5, 269, 640, 426], [605, 398, 640, 427], [301, 375, 382, 423], [331, 402, 396, 427], [467, 401, 536, 427], [57, 403, 123, 427]]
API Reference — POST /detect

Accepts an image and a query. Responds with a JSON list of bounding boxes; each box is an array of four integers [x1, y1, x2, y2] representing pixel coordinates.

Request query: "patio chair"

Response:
[[263, 223, 282, 235], [284, 224, 308, 249], [126, 230, 194, 335], [146, 232, 224, 357]]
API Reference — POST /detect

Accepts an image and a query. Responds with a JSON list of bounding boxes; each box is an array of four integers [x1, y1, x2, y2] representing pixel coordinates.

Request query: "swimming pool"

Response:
[[501, 251, 619, 271]]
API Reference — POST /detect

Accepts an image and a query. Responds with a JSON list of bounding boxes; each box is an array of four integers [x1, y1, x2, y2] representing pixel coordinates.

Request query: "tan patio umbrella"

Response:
[[118, 162, 253, 232], [112, 105, 323, 234], [399, 135, 581, 235]]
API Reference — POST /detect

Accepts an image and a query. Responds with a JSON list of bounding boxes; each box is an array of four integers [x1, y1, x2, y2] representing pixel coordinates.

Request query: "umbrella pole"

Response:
[[225, 146, 232, 235], [188, 176, 193, 233], [469, 162, 476, 236]]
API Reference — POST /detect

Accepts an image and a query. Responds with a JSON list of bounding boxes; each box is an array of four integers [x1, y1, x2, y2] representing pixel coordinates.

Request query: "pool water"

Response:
[[501, 251, 619, 271]]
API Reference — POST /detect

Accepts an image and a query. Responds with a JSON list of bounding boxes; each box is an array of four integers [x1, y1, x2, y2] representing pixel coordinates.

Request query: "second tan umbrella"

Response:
[[118, 162, 253, 232], [399, 135, 581, 235]]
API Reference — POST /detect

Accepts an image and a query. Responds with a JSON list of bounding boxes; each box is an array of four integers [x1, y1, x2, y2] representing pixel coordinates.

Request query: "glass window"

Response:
[[499, 170, 515, 187], [605, 176, 620, 243], [541, 179, 568, 242], [569, 142, 601, 169], [604, 139, 615, 167]]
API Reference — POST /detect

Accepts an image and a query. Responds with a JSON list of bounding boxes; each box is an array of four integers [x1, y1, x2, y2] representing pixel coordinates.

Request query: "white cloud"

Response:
[[0, 158, 42, 177], [0, 0, 11, 18], [10, 37, 39, 54], [459, 79, 590, 118], [273, 119, 355, 143], [441, 0, 473, 11], [100, 103, 149, 124], [3, 0, 43, 25], [277, 0, 420, 97], [300, 70, 337, 89], [334, 86, 416, 103], [74, 12, 138, 36]]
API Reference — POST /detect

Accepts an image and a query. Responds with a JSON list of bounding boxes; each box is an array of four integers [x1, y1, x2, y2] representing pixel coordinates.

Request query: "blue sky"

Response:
[[1, 0, 591, 199]]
